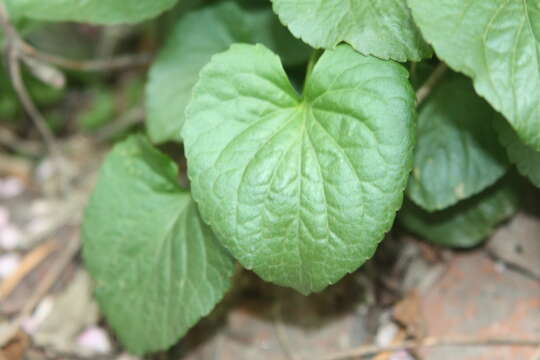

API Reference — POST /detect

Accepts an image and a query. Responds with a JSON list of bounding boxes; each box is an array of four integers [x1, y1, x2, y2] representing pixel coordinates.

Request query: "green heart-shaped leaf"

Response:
[[183, 44, 415, 294], [408, 0, 540, 151], [82, 135, 234, 354], [271, 0, 432, 61]]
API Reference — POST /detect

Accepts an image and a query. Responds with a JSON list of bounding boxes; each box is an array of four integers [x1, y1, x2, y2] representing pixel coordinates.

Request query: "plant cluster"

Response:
[[5, 0, 539, 354]]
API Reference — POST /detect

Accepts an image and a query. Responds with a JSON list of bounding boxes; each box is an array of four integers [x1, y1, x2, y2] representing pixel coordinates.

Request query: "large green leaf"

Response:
[[400, 179, 519, 248], [408, 0, 540, 151], [270, 0, 432, 61], [496, 118, 540, 188], [6, 0, 176, 24], [145, 1, 310, 144], [183, 44, 416, 294], [407, 74, 509, 211], [82, 135, 234, 354]]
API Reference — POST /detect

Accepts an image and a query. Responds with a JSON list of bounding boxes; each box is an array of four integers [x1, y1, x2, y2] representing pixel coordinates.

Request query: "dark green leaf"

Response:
[[408, 0, 540, 150], [496, 118, 540, 188], [82, 135, 234, 354], [407, 74, 509, 211], [183, 44, 415, 294], [400, 179, 519, 248]]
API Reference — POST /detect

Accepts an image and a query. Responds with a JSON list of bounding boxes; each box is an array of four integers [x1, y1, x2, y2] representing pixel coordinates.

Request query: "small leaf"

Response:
[[6, 0, 176, 24], [495, 118, 540, 188], [183, 44, 415, 294], [408, 0, 540, 151], [407, 74, 509, 211], [82, 135, 235, 354], [145, 1, 310, 144], [400, 178, 519, 248], [271, 0, 432, 61]]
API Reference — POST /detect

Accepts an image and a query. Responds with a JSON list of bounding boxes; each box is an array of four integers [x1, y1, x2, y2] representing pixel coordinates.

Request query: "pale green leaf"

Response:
[[408, 0, 540, 150], [270, 0, 432, 61], [183, 44, 415, 294], [6, 0, 176, 24], [400, 178, 519, 248], [407, 74, 509, 211], [145, 1, 310, 144], [496, 118, 540, 187], [82, 135, 234, 354]]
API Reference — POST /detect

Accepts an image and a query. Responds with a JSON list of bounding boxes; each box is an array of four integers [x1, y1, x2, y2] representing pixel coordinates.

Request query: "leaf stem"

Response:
[[416, 62, 448, 105], [303, 49, 323, 93]]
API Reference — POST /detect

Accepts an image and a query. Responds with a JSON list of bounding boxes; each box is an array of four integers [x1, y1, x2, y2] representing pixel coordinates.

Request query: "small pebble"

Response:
[[0, 225, 22, 250], [76, 326, 112, 354], [0, 253, 21, 279], [30, 200, 52, 216], [375, 321, 399, 347], [494, 261, 507, 273], [390, 350, 415, 360], [22, 297, 53, 334], [27, 217, 52, 237], [35, 160, 54, 182], [116, 353, 141, 360], [0, 207, 9, 228], [0, 177, 24, 198]]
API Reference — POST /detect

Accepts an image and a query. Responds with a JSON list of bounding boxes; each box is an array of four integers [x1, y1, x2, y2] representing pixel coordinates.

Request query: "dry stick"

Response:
[[0, 4, 149, 192], [21, 54, 66, 89], [415, 62, 448, 106], [323, 336, 540, 360], [0, 9, 151, 73], [21, 43, 152, 71], [0, 236, 81, 347], [0, 239, 59, 300], [21, 235, 80, 318], [7, 48, 69, 194], [0, 127, 42, 156], [0, 3, 68, 194], [7, 50, 63, 163]]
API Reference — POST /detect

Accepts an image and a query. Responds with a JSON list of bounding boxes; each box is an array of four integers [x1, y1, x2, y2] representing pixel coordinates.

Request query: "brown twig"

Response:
[[415, 63, 448, 106], [0, 127, 43, 156], [20, 54, 65, 89], [0, 4, 150, 73], [0, 2, 150, 175], [0, 3, 149, 192], [20, 43, 151, 72], [0, 239, 59, 300], [7, 47, 64, 162], [20, 235, 80, 317], [323, 336, 540, 360], [0, 234, 80, 347], [0, 3, 68, 194]]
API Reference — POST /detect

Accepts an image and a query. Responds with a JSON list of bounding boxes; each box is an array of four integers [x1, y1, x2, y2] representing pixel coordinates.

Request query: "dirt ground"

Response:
[[0, 137, 539, 360]]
